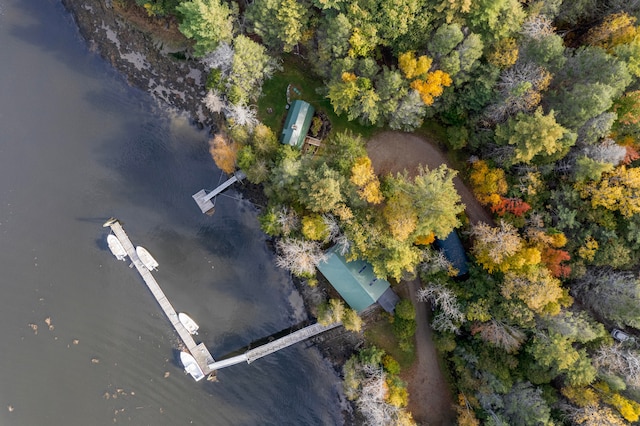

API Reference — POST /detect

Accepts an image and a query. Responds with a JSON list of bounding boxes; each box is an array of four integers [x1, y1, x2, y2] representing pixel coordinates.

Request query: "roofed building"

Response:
[[280, 100, 315, 149], [317, 245, 399, 313], [434, 230, 470, 278]]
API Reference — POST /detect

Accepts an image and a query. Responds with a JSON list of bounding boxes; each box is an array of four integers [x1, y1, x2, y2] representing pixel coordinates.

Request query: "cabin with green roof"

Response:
[[280, 100, 315, 149], [317, 245, 399, 313]]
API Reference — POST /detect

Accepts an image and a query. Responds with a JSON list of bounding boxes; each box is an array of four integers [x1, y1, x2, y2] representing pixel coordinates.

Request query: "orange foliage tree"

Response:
[[623, 146, 640, 164], [541, 248, 571, 278], [209, 133, 239, 174], [490, 197, 531, 217], [469, 160, 508, 206], [410, 70, 453, 105]]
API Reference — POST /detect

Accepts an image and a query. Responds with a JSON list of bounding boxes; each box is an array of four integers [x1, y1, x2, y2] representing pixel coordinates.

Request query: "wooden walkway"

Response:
[[192, 170, 246, 214], [206, 322, 341, 371], [103, 219, 215, 376]]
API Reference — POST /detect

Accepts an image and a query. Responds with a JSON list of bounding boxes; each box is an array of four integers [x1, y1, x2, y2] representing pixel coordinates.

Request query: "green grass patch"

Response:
[[257, 55, 377, 140], [364, 317, 416, 370]]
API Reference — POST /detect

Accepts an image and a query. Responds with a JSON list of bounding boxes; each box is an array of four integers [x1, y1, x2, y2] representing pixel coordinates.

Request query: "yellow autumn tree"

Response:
[[561, 385, 599, 408], [383, 192, 418, 241], [526, 228, 567, 248], [350, 156, 383, 204], [502, 267, 564, 314], [585, 12, 638, 51], [577, 165, 640, 217], [209, 133, 239, 174], [471, 221, 523, 273], [411, 70, 452, 105], [436, 0, 472, 24], [342, 71, 357, 83], [578, 236, 599, 261], [487, 37, 519, 68], [398, 51, 432, 79], [455, 393, 480, 426], [595, 381, 640, 422], [469, 160, 508, 206]]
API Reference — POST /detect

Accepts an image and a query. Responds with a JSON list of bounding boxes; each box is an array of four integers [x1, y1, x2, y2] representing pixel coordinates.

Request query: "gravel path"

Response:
[[366, 131, 495, 425]]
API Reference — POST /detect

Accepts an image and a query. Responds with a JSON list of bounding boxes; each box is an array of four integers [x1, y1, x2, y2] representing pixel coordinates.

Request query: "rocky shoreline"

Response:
[[61, 1, 362, 422], [62, 0, 215, 129]]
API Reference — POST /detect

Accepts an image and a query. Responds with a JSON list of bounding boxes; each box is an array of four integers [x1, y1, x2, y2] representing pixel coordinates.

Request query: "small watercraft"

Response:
[[180, 351, 205, 382], [136, 246, 159, 271], [107, 234, 127, 261], [179, 313, 200, 335]]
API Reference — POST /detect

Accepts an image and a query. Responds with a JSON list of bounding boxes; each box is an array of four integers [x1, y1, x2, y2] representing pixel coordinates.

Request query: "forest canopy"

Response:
[[133, 0, 640, 423]]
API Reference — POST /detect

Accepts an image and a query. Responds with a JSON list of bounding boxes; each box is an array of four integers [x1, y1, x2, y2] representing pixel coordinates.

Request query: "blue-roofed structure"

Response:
[[317, 246, 398, 313], [434, 230, 469, 277], [280, 100, 315, 149]]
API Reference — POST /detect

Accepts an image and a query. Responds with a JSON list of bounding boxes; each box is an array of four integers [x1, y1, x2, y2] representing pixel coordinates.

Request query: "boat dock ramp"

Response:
[[103, 218, 216, 379], [192, 170, 246, 214], [103, 218, 342, 381]]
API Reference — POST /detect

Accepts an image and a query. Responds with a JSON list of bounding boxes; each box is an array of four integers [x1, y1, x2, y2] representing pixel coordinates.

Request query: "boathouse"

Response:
[[434, 230, 469, 278], [280, 100, 315, 149], [317, 246, 399, 313]]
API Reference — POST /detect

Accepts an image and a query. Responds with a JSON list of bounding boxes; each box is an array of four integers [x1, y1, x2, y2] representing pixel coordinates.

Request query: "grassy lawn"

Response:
[[257, 54, 378, 140], [364, 318, 416, 369]]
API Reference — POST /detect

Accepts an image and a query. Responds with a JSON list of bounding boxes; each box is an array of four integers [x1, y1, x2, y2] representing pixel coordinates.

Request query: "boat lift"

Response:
[[192, 170, 246, 215]]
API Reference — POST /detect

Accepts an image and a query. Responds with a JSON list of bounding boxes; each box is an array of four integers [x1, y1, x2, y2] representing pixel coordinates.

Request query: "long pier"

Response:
[[207, 322, 341, 371], [103, 218, 345, 380], [103, 219, 215, 377]]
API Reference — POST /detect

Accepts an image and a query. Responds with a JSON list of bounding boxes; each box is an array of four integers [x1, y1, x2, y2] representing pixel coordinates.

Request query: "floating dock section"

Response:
[[103, 218, 215, 378], [192, 170, 246, 214]]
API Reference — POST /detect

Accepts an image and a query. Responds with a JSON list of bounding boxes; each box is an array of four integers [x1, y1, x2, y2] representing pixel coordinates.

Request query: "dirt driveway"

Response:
[[367, 131, 494, 226], [366, 131, 493, 425]]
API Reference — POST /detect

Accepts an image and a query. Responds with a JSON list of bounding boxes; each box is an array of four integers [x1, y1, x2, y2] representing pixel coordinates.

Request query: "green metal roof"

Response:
[[280, 100, 315, 149], [317, 246, 391, 312]]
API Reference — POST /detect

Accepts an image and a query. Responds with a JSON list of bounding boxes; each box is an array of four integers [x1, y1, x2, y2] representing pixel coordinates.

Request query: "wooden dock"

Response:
[[103, 219, 215, 377], [206, 322, 341, 371], [192, 170, 246, 214]]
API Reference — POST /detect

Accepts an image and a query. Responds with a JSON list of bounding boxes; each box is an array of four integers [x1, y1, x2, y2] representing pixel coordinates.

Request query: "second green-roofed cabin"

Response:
[[280, 100, 315, 149]]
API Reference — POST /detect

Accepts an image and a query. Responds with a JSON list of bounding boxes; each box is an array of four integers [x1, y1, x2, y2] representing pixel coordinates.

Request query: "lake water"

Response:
[[0, 1, 343, 424]]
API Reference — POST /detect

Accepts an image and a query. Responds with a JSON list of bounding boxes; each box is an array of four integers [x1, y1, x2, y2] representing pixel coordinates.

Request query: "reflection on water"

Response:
[[0, 0, 342, 425]]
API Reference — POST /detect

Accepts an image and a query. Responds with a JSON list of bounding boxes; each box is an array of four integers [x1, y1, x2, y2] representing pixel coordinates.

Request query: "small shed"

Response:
[[317, 246, 398, 313], [434, 230, 469, 278], [280, 100, 315, 149]]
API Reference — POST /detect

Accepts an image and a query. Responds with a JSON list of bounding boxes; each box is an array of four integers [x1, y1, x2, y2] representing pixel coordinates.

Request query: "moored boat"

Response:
[[180, 351, 205, 382], [178, 312, 199, 335], [107, 234, 127, 261], [136, 246, 158, 271]]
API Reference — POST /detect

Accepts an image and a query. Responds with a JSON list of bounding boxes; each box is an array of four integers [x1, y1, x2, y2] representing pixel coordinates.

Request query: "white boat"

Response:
[[178, 313, 199, 335], [180, 351, 205, 382], [107, 234, 127, 261], [136, 246, 159, 271]]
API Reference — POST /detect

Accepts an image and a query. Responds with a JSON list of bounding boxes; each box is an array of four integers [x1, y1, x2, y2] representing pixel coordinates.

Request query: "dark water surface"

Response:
[[0, 1, 342, 424]]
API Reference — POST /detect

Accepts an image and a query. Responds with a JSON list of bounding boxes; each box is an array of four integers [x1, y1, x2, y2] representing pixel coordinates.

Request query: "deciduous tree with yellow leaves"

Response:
[[398, 51, 432, 79], [577, 165, 640, 217], [350, 156, 383, 204]]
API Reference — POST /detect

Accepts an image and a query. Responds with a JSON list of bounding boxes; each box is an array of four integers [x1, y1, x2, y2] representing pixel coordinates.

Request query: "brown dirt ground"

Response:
[[367, 131, 494, 226], [366, 131, 495, 425]]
